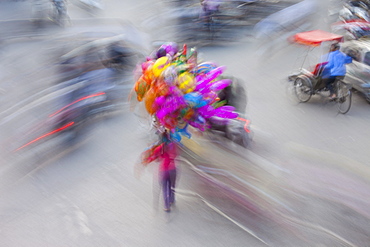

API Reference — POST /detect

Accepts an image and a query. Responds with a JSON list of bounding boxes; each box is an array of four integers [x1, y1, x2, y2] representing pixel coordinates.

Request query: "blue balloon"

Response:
[[170, 132, 182, 142], [175, 124, 191, 139], [184, 92, 202, 104], [195, 99, 207, 108]]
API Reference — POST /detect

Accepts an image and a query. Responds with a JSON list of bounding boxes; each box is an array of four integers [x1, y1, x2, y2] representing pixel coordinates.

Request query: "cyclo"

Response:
[[288, 30, 353, 114]]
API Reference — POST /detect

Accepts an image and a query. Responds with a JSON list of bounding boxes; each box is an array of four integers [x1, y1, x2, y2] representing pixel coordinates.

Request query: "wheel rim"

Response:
[[294, 77, 312, 102], [337, 85, 352, 114]]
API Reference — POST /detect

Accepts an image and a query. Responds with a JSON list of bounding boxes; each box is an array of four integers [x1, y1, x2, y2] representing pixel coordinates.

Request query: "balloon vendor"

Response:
[[133, 42, 239, 163]]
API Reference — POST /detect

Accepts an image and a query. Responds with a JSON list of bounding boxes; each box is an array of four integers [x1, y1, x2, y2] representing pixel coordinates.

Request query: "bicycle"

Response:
[[288, 30, 353, 114], [335, 79, 352, 114], [293, 75, 352, 114]]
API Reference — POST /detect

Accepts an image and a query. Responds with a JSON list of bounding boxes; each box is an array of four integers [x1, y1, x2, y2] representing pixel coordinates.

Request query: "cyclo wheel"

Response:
[[294, 76, 312, 102], [336, 80, 352, 114]]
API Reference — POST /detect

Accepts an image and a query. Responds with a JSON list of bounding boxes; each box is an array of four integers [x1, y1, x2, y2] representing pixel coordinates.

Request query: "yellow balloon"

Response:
[[152, 56, 170, 77], [178, 72, 194, 93]]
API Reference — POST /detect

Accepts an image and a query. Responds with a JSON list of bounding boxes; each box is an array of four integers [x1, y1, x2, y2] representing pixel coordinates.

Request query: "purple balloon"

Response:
[[189, 121, 205, 131], [210, 116, 230, 125], [213, 110, 238, 119], [160, 42, 178, 56], [197, 115, 206, 124], [216, 105, 236, 112]]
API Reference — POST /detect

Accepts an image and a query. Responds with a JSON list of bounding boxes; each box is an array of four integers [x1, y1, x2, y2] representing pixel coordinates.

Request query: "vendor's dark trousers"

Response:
[[325, 76, 344, 96], [160, 169, 176, 210]]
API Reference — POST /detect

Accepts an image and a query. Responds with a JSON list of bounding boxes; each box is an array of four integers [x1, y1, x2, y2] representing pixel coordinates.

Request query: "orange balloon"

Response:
[[135, 76, 150, 102], [155, 80, 169, 96], [144, 87, 157, 115], [143, 65, 154, 84]]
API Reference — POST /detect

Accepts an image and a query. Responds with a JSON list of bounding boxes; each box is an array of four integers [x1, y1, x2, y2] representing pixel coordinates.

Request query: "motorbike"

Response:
[[339, 0, 370, 22], [208, 75, 252, 148], [11, 67, 128, 153], [332, 19, 370, 40]]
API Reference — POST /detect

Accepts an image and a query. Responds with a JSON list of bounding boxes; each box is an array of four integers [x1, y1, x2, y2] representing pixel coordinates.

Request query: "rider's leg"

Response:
[[161, 171, 171, 211], [326, 76, 336, 97], [169, 169, 177, 205]]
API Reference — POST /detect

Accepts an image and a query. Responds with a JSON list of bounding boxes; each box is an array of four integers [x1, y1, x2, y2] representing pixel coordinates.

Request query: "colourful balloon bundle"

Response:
[[133, 42, 238, 143]]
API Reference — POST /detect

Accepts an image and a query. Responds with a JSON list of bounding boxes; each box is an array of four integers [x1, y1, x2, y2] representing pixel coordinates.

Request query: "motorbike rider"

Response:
[[51, 0, 66, 13], [50, 0, 68, 26], [200, 0, 221, 22], [217, 76, 247, 113]]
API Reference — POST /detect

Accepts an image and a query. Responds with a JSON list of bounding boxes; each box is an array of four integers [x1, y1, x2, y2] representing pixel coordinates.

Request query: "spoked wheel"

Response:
[[294, 77, 312, 102], [336, 81, 352, 114]]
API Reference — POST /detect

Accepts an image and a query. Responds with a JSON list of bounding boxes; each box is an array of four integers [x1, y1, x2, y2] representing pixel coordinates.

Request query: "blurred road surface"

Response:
[[1, 0, 370, 246]]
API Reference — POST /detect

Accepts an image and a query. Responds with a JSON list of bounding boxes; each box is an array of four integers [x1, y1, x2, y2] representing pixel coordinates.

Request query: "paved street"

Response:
[[1, 0, 370, 246]]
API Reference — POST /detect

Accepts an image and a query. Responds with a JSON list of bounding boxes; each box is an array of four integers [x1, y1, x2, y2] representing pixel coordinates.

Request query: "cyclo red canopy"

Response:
[[293, 30, 343, 46]]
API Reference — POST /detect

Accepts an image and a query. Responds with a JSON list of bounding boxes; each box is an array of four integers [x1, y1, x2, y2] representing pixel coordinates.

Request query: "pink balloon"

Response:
[[195, 66, 226, 91], [207, 66, 225, 80], [210, 79, 232, 91], [156, 108, 168, 119], [166, 95, 186, 110], [163, 101, 178, 113], [141, 60, 153, 71], [155, 96, 166, 106], [194, 79, 209, 91], [197, 105, 215, 118]]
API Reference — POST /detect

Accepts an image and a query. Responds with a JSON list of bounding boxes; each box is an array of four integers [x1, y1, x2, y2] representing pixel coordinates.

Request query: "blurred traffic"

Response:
[[0, 18, 147, 163], [0, 0, 370, 246]]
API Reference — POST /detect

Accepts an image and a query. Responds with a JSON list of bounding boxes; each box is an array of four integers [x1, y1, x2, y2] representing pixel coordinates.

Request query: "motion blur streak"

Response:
[[48, 92, 106, 117], [236, 117, 251, 133], [15, 121, 75, 151]]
